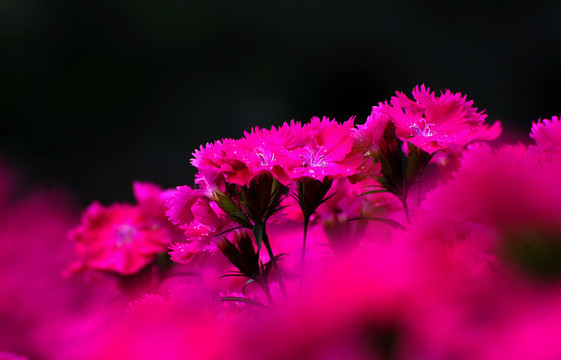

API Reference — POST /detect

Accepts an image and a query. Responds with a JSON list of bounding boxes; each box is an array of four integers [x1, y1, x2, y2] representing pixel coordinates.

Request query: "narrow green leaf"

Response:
[[242, 279, 256, 295], [220, 296, 267, 308], [214, 225, 245, 238], [358, 189, 390, 197], [253, 223, 265, 253]]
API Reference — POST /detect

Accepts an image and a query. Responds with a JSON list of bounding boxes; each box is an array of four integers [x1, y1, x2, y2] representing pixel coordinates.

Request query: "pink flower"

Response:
[[133, 181, 173, 220], [191, 121, 305, 187], [90, 286, 231, 360], [224, 121, 303, 185], [350, 109, 390, 181], [375, 85, 501, 154], [0, 165, 88, 359], [69, 202, 171, 275], [530, 115, 561, 156], [353, 109, 390, 154], [223, 240, 444, 360], [0, 352, 28, 360], [166, 186, 235, 263], [69, 183, 176, 275], [190, 124, 300, 188], [288, 116, 364, 181], [168, 241, 202, 264], [191, 117, 364, 187], [411, 141, 561, 280], [191, 140, 230, 191], [165, 185, 204, 226]]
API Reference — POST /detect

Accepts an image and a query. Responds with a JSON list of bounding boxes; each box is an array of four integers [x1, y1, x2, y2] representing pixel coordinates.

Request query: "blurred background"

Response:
[[2, 0, 561, 206]]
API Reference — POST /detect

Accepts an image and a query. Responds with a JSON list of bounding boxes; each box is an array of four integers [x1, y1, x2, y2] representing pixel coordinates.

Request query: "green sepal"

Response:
[[213, 189, 252, 227], [405, 142, 433, 185], [253, 222, 265, 253]]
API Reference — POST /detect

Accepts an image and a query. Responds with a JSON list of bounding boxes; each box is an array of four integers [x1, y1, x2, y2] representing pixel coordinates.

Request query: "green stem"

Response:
[[417, 172, 422, 207], [259, 278, 274, 306], [401, 196, 410, 224], [261, 226, 289, 304], [300, 215, 310, 293]]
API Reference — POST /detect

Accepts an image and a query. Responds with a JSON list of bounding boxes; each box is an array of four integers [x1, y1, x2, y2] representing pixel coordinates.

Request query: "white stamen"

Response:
[[256, 147, 275, 166], [301, 147, 327, 168], [410, 118, 435, 137]]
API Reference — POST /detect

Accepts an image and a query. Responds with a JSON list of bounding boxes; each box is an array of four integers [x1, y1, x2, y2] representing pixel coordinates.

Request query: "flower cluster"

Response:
[[5, 86, 561, 359]]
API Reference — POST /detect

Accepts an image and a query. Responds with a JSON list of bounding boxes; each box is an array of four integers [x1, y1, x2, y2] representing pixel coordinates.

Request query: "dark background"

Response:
[[3, 0, 561, 206]]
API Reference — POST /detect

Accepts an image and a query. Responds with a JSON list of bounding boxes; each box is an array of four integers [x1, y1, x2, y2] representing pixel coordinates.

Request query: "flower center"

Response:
[[301, 146, 327, 168], [114, 224, 137, 247], [410, 118, 435, 137], [256, 147, 275, 166]]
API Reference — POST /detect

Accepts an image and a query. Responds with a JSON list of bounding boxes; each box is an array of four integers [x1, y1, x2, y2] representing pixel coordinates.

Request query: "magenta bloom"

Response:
[[191, 117, 364, 187], [530, 115, 561, 156], [223, 121, 304, 185], [166, 186, 234, 263], [69, 183, 175, 275], [69, 203, 170, 275], [375, 85, 501, 154], [0, 351, 28, 360], [168, 241, 203, 264], [288, 116, 364, 181], [190, 140, 230, 191], [411, 141, 561, 280], [190, 122, 303, 187], [353, 109, 390, 154], [165, 185, 205, 226]]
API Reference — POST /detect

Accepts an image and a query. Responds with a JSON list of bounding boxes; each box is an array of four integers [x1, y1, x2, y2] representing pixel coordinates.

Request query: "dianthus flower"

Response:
[[191, 117, 364, 187], [353, 110, 389, 155], [287, 116, 363, 181], [190, 140, 233, 193], [375, 85, 501, 154], [191, 122, 304, 188], [68, 182, 176, 275], [223, 121, 304, 185], [413, 141, 561, 280], [530, 115, 561, 156], [351, 109, 389, 181], [166, 185, 234, 263]]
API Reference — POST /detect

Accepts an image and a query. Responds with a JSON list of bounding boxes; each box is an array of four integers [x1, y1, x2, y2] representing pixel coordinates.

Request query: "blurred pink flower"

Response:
[[69, 183, 176, 275], [168, 241, 201, 264], [134, 181, 174, 220], [530, 115, 561, 156], [0, 352, 28, 360], [375, 85, 501, 154], [0, 161, 112, 359], [412, 141, 561, 281], [221, 240, 446, 360], [90, 285, 233, 360]]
